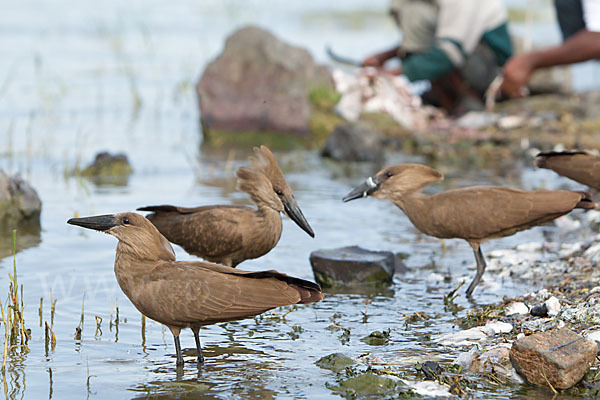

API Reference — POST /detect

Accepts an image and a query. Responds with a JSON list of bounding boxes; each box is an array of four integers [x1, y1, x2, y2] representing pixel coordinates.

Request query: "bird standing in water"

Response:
[[67, 212, 323, 366], [536, 150, 600, 191], [343, 164, 595, 297], [138, 146, 314, 267]]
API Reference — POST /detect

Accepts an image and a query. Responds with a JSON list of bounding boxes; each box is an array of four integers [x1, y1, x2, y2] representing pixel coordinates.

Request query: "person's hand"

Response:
[[502, 54, 535, 98], [362, 55, 383, 67]]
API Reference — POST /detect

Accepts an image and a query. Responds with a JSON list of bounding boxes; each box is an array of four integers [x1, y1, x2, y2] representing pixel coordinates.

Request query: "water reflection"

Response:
[[0, 220, 41, 260], [5, 346, 28, 400], [131, 346, 279, 400]]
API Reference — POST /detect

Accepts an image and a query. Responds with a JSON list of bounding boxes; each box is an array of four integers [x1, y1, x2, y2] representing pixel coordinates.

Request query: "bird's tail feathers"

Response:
[[290, 284, 325, 304], [575, 191, 596, 209]]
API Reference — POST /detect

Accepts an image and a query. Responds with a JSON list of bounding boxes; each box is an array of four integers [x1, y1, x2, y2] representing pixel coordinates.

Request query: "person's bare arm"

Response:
[[381, 67, 404, 76], [363, 46, 401, 67], [503, 29, 600, 97]]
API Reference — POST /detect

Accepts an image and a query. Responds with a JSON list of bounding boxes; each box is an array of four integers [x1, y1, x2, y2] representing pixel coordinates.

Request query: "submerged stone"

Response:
[[417, 361, 442, 380], [309, 246, 396, 288], [79, 151, 133, 186], [361, 330, 391, 346], [510, 328, 597, 389], [329, 373, 402, 396], [315, 353, 355, 372]]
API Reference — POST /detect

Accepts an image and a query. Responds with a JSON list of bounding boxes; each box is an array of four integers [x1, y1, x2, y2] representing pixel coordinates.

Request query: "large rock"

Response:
[[0, 170, 41, 227], [322, 123, 384, 162], [510, 328, 597, 389], [309, 246, 400, 288], [197, 25, 333, 136]]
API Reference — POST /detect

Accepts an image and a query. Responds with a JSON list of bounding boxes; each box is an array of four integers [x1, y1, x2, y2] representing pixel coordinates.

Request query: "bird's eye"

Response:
[[122, 217, 130, 225], [385, 171, 393, 178], [275, 189, 283, 196]]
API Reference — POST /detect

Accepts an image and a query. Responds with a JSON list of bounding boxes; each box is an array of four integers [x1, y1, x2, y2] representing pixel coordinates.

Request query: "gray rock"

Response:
[[197, 25, 333, 136], [510, 328, 597, 389], [309, 246, 396, 288], [315, 353, 354, 372], [0, 170, 41, 227], [322, 123, 384, 162]]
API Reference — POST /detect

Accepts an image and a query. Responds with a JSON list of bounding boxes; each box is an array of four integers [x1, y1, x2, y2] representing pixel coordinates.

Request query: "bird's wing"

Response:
[[424, 187, 584, 240], [536, 152, 600, 190], [138, 204, 243, 214], [137, 261, 322, 326], [140, 206, 252, 259]]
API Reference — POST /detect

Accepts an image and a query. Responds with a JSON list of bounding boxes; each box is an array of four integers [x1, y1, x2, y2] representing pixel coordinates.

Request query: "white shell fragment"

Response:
[[545, 296, 561, 317], [506, 302, 529, 315]]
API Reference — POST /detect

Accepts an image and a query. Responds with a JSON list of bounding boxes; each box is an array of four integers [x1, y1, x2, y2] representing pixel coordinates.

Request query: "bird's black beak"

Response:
[[343, 177, 380, 202], [283, 198, 315, 238], [67, 214, 118, 231]]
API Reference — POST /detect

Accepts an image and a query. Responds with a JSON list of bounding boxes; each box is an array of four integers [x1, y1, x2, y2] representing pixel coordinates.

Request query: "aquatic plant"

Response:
[[5, 230, 28, 347], [0, 231, 29, 393]]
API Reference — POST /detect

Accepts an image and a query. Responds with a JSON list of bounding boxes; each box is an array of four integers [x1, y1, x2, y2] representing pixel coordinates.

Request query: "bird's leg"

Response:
[[192, 327, 204, 364], [173, 335, 184, 366], [466, 245, 487, 298]]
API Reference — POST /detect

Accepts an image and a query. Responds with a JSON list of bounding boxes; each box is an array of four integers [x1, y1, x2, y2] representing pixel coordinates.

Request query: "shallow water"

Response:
[[0, 1, 597, 398]]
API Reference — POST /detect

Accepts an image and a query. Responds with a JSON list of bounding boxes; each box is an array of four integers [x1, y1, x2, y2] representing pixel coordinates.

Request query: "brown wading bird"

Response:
[[536, 150, 600, 191], [343, 164, 595, 297], [67, 212, 323, 366], [138, 146, 314, 267]]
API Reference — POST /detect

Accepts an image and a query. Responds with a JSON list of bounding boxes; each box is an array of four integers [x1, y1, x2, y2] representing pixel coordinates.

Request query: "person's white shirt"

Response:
[[583, 0, 600, 32]]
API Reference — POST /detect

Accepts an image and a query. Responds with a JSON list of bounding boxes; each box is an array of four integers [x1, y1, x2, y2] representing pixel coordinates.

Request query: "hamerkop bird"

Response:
[[138, 146, 314, 267], [343, 164, 595, 297], [536, 150, 600, 191], [67, 212, 323, 366]]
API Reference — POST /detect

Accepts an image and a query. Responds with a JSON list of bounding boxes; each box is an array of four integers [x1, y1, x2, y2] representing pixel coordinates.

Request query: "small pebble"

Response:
[[530, 303, 548, 317], [586, 330, 600, 345]]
